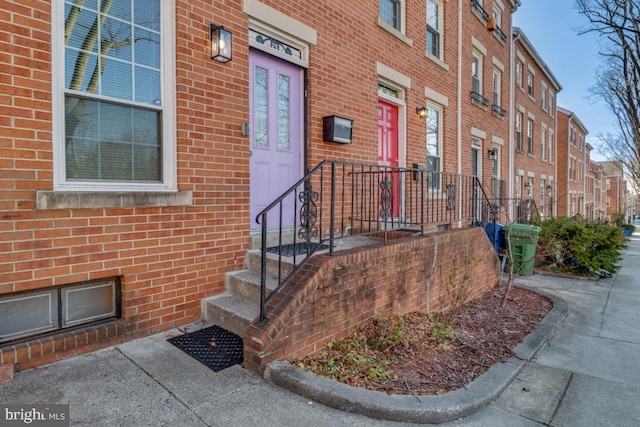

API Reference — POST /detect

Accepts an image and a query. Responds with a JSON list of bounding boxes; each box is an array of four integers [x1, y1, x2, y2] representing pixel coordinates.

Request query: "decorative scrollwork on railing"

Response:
[[379, 176, 394, 219], [298, 186, 319, 241], [446, 183, 456, 211]]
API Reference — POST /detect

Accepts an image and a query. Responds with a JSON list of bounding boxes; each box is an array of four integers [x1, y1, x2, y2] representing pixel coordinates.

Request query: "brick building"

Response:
[[601, 160, 628, 222], [556, 107, 589, 217], [586, 158, 606, 222], [510, 27, 561, 222], [1, 0, 521, 370]]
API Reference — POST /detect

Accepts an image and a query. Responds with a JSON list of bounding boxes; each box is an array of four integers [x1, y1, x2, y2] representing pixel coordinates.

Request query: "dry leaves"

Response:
[[295, 286, 551, 395]]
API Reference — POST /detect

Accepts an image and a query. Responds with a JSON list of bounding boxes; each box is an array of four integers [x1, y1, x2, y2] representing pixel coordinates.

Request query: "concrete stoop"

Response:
[[202, 232, 372, 337], [202, 250, 288, 337]]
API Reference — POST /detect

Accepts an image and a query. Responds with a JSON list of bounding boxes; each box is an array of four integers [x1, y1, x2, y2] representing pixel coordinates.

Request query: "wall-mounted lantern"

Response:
[[416, 106, 428, 118], [524, 182, 532, 195], [211, 24, 232, 63], [487, 148, 497, 161], [323, 115, 353, 144]]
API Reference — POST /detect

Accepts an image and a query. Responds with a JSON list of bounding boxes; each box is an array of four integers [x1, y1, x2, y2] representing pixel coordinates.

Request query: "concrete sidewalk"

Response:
[[1, 231, 640, 426]]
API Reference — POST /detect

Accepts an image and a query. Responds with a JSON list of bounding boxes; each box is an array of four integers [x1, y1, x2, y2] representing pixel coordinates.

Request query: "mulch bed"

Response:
[[294, 285, 552, 395]]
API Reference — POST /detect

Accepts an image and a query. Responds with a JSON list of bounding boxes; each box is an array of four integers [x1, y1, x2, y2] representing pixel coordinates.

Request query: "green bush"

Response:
[[532, 217, 627, 277]]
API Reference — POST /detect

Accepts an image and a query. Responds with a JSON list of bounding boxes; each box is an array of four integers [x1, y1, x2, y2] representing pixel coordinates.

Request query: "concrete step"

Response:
[[225, 269, 279, 303], [202, 292, 259, 337], [245, 249, 296, 278], [250, 229, 298, 250]]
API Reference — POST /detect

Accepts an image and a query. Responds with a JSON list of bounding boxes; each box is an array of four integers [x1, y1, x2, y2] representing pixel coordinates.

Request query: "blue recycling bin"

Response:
[[484, 222, 503, 253]]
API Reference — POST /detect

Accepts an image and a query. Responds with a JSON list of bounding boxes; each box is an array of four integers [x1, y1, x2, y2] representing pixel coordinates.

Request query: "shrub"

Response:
[[532, 217, 626, 277]]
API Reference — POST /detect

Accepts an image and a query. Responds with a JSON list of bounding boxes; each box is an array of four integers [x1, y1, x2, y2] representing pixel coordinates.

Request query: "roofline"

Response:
[[558, 106, 589, 134], [512, 27, 563, 92]]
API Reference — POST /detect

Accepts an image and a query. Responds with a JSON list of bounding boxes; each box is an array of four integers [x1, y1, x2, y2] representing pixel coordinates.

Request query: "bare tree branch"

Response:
[[578, 0, 640, 191]]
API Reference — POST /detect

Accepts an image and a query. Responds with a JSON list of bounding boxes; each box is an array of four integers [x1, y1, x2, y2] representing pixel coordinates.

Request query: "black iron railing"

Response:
[[471, 0, 490, 22], [255, 161, 497, 321]]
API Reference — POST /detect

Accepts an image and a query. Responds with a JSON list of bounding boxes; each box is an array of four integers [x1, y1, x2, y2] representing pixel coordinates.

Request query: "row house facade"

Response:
[[601, 160, 628, 222], [586, 158, 606, 222], [1, 0, 520, 371], [557, 107, 590, 218], [510, 28, 561, 223]]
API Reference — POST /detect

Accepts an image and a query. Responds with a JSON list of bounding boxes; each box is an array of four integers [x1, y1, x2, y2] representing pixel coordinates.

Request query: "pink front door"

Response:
[[249, 50, 303, 229], [377, 100, 399, 217]]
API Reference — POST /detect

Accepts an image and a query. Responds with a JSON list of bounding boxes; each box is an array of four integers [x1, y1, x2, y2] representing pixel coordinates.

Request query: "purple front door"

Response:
[[250, 50, 303, 229]]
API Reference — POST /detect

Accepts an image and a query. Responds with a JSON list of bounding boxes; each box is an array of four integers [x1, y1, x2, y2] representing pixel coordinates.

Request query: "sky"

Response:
[[512, 0, 617, 161]]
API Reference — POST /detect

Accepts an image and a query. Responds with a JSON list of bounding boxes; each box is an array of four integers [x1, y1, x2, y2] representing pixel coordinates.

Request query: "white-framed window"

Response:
[[516, 111, 523, 151], [540, 125, 547, 161], [472, 50, 483, 95], [515, 175, 522, 199], [516, 60, 523, 89], [492, 68, 501, 107], [492, 4, 502, 30], [426, 0, 443, 59], [380, 0, 404, 32], [527, 73, 534, 97], [426, 103, 443, 190], [527, 117, 534, 155], [52, 0, 176, 192], [541, 82, 547, 111], [549, 91, 554, 116]]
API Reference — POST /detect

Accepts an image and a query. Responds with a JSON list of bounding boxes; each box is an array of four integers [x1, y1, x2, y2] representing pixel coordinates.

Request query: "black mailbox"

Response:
[[323, 115, 353, 144]]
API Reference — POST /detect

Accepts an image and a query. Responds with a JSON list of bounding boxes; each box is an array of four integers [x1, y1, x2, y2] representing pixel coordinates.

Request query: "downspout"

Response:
[[583, 139, 588, 217], [510, 29, 520, 223], [457, 0, 463, 226], [304, 71, 309, 173], [553, 102, 558, 218]]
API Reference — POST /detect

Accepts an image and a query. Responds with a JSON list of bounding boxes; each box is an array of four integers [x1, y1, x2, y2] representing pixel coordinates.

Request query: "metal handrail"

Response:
[[255, 161, 497, 322]]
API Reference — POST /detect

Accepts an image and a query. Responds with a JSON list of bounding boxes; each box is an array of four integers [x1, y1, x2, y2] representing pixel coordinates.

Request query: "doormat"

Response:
[[168, 325, 243, 372], [266, 242, 329, 257]]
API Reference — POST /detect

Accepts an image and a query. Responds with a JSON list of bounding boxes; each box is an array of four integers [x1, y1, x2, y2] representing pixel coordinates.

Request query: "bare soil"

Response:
[[294, 286, 552, 395]]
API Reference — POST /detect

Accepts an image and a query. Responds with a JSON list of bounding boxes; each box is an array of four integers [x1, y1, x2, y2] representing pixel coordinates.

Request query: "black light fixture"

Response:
[[524, 182, 532, 194], [416, 106, 428, 118], [210, 24, 232, 63], [487, 148, 497, 161]]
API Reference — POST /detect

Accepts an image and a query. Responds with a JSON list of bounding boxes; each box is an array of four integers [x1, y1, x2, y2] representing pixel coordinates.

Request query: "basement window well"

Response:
[[0, 277, 120, 345]]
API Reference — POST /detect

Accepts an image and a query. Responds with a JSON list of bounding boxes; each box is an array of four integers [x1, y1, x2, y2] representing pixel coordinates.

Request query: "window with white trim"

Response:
[[472, 50, 483, 95], [426, 103, 443, 190], [492, 68, 501, 107], [527, 73, 534, 97], [516, 111, 523, 151], [549, 91, 554, 116], [426, 0, 443, 59], [541, 126, 547, 160], [516, 60, 523, 89], [380, 0, 403, 31], [527, 117, 534, 155], [492, 4, 502, 30], [541, 82, 547, 111], [53, 0, 175, 191]]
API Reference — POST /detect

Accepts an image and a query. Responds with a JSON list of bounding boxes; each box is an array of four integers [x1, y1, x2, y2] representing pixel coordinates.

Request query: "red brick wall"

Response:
[[244, 227, 500, 375], [513, 37, 558, 219], [556, 110, 588, 217], [461, 6, 514, 192], [1, 1, 251, 367], [1, 0, 513, 370]]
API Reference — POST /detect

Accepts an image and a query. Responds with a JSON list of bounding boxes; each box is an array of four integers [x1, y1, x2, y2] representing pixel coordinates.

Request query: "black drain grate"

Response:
[[265, 242, 329, 257], [168, 325, 243, 372]]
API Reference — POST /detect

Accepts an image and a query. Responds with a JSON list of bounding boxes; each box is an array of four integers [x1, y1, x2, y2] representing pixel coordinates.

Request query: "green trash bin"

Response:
[[504, 224, 541, 276]]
